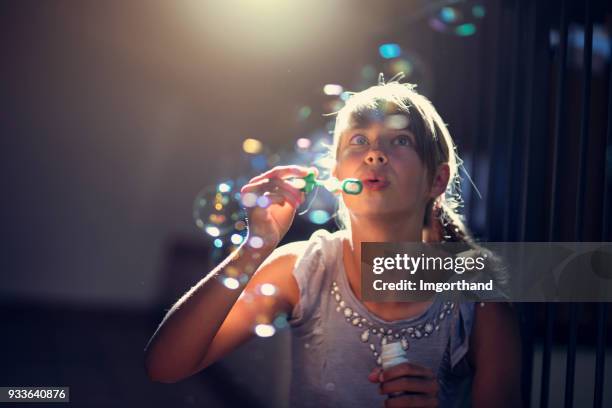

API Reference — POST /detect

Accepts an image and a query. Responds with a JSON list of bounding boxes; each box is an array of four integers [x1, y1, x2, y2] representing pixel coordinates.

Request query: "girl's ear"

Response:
[[430, 163, 450, 198]]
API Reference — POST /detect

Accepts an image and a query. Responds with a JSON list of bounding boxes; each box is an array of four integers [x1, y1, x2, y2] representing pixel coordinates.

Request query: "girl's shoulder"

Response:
[[254, 229, 342, 312], [281, 229, 346, 326], [263, 229, 341, 267]]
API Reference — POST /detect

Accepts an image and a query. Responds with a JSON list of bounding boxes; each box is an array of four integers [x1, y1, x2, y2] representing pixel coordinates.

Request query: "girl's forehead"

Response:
[[340, 111, 412, 134]]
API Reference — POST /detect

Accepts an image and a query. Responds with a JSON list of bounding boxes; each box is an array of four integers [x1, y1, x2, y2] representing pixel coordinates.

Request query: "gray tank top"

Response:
[[288, 229, 475, 408]]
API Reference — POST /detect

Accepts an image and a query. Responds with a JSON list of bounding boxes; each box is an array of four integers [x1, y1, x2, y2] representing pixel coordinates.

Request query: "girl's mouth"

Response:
[[362, 179, 390, 191]]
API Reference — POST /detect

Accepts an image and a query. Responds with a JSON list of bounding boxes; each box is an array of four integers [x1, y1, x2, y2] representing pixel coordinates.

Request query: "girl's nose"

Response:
[[365, 149, 388, 165]]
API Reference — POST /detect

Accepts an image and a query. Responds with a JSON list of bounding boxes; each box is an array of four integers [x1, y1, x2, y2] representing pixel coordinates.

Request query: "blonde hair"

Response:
[[326, 76, 473, 243]]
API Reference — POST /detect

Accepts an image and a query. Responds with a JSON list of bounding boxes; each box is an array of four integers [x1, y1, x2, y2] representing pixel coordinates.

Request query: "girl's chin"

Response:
[[348, 205, 410, 217]]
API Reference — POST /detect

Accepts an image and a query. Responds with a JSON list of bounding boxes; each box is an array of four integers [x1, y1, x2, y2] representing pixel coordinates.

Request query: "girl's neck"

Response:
[[342, 219, 431, 321], [347, 213, 424, 248], [342, 214, 423, 301]]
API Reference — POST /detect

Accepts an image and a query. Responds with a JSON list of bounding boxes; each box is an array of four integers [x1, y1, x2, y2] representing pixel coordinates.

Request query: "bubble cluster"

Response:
[[193, 180, 247, 261], [428, 2, 485, 37]]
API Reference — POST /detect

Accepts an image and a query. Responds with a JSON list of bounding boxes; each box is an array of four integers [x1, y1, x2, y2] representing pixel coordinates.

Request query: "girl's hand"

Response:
[[240, 165, 317, 251], [368, 364, 440, 407]]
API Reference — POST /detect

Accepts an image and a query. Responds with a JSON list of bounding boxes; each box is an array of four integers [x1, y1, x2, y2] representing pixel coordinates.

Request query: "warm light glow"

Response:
[[242, 138, 263, 154]]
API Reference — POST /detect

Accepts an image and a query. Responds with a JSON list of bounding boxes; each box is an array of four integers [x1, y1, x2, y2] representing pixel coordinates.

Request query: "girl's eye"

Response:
[[349, 134, 368, 145], [393, 135, 413, 147]]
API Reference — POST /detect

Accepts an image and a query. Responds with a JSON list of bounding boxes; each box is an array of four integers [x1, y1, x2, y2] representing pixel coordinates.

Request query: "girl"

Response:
[[145, 78, 522, 407]]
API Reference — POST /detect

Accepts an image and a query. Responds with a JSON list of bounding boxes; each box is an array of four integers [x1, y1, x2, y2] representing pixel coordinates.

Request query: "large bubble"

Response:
[[193, 180, 247, 260]]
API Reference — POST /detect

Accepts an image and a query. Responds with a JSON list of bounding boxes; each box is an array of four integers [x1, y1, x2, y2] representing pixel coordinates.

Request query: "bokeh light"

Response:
[[296, 138, 311, 150], [250, 154, 268, 171], [249, 236, 264, 249], [223, 277, 240, 290], [205, 226, 221, 237], [379, 43, 401, 59], [260, 283, 277, 296], [389, 59, 413, 77], [428, 2, 485, 37], [241, 192, 258, 207], [297, 106, 312, 121], [230, 233, 244, 245], [273, 313, 288, 329], [323, 84, 343, 96], [254, 324, 276, 337], [242, 138, 263, 154], [455, 23, 476, 36], [256, 195, 270, 208], [340, 91, 352, 101], [308, 209, 330, 225]]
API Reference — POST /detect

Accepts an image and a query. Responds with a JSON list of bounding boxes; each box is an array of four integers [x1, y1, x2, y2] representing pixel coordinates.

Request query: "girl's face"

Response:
[[333, 118, 444, 220]]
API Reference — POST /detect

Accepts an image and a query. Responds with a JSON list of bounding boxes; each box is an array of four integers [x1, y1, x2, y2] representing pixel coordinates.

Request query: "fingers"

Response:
[[241, 178, 304, 208], [248, 165, 318, 184], [376, 363, 439, 407], [379, 376, 439, 396], [368, 367, 383, 383], [380, 363, 435, 383], [384, 394, 439, 408]]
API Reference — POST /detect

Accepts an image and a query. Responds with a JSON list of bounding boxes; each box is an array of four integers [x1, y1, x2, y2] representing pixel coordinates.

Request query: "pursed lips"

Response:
[[360, 173, 390, 190]]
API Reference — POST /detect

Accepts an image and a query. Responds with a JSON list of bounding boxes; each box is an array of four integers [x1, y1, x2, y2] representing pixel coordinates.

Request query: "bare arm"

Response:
[[144, 165, 313, 383], [469, 302, 523, 407], [144, 240, 301, 383]]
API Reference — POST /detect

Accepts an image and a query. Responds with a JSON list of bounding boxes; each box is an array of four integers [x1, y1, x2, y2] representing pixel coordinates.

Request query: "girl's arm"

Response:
[[144, 165, 314, 383], [144, 240, 302, 383], [468, 302, 523, 407]]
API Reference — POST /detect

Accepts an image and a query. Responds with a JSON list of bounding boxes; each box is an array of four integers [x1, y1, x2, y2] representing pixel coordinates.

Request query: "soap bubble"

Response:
[[193, 180, 247, 240]]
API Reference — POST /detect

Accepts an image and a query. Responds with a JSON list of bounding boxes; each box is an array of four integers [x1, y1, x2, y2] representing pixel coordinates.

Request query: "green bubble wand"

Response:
[[287, 171, 363, 195]]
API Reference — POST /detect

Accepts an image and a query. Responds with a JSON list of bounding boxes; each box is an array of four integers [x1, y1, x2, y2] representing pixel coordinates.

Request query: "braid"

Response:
[[424, 198, 473, 244]]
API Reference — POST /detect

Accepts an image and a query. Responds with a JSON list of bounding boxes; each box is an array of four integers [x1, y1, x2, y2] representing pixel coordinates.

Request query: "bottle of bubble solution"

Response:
[[381, 342, 410, 398]]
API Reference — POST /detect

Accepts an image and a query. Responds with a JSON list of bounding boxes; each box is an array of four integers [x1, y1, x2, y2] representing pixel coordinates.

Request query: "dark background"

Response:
[[1, 0, 611, 407]]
